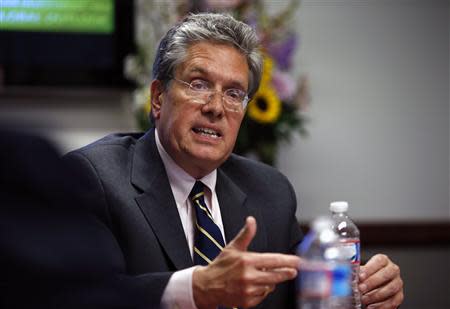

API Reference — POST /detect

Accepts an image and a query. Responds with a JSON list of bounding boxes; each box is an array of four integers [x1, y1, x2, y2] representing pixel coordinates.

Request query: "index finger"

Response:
[[360, 254, 389, 281], [248, 252, 301, 270], [227, 216, 257, 251]]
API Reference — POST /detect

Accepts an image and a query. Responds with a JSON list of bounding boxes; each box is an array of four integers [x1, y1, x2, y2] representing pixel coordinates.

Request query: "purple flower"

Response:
[[271, 69, 297, 101], [266, 33, 298, 70]]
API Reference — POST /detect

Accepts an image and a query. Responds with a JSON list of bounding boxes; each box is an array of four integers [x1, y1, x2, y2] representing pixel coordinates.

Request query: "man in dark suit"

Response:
[[65, 13, 404, 309], [0, 128, 148, 308]]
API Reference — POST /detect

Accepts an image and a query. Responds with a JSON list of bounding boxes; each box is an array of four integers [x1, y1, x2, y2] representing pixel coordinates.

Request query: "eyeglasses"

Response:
[[171, 78, 249, 112]]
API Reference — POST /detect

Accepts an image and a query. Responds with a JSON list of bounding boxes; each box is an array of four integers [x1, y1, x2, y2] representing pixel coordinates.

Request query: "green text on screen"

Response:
[[0, 0, 114, 33]]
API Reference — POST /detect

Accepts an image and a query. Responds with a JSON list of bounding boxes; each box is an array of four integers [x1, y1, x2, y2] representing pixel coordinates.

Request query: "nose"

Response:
[[202, 91, 225, 118]]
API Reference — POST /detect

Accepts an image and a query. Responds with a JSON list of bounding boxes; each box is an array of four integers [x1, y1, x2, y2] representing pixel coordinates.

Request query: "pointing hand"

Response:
[[193, 216, 300, 309]]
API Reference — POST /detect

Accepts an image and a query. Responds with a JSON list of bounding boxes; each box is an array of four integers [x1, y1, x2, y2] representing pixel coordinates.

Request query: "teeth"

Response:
[[193, 127, 220, 138]]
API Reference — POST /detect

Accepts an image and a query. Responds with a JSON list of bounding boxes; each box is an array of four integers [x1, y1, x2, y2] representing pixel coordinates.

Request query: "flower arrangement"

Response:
[[125, 0, 310, 166]]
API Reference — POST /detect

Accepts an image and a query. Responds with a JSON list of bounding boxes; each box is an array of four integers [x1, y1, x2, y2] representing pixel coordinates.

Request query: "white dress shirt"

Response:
[[156, 129, 225, 309]]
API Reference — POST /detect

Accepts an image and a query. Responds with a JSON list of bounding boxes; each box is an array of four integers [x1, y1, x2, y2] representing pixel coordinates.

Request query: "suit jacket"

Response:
[[64, 129, 303, 308]]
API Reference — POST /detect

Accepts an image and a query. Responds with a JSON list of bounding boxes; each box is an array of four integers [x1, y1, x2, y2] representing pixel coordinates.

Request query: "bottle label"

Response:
[[298, 262, 332, 298], [331, 263, 352, 297], [298, 262, 352, 298], [339, 239, 360, 264]]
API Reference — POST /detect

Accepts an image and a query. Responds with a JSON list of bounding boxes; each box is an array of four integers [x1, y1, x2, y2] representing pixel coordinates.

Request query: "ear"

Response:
[[150, 80, 164, 120]]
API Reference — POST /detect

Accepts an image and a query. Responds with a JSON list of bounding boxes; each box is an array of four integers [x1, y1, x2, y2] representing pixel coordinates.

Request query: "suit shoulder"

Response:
[[65, 132, 144, 158], [221, 154, 298, 226], [223, 153, 291, 186]]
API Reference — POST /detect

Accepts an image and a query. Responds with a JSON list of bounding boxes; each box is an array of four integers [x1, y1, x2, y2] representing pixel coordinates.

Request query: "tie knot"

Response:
[[190, 181, 205, 201]]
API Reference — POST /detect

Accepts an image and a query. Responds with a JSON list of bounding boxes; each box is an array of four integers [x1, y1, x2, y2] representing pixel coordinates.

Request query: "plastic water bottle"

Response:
[[330, 201, 362, 309], [297, 216, 352, 309]]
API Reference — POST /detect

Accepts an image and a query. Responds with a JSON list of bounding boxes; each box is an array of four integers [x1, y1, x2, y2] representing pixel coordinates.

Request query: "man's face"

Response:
[[151, 42, 249, 178]]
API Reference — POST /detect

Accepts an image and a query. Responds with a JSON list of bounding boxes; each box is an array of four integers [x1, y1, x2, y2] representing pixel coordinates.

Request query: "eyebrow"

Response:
[[188, 67, 207, 75], [186, 66, 248, 92]]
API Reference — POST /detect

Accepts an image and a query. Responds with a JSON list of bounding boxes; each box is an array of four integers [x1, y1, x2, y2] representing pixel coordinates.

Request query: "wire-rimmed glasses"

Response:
[[172, 78, 249, 113]]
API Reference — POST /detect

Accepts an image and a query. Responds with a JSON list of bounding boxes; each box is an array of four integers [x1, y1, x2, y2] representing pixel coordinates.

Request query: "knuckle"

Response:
[[381, 269, 392, 282], [392, 264, 400, 275], [361, 279, 373, 293], [377, 253, 389, 263], [379, 272, 391, 283], [276, 271, 287, 281], [239, 254, 252, 267], [394, 277, 403, 292], [397, 291, 405, 305], [386, 283, 397, 296], [239, 270, 252, 284], [363, 293, 373, 304]]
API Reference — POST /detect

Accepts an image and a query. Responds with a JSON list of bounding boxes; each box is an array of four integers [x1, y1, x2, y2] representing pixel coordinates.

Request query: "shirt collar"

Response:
[[154, 129, 217, 205]]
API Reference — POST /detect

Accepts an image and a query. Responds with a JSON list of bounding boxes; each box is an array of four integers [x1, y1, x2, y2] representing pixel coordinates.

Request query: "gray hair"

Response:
[[152, 12, 263, 99]]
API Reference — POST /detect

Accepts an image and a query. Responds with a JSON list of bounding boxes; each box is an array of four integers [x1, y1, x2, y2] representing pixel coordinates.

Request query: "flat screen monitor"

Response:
[[0, 0, 134, 88]]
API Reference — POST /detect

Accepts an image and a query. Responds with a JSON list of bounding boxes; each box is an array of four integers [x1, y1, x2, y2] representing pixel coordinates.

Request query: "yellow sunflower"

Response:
[[260, 53, 274, 86], [247, 85, 281, 124]]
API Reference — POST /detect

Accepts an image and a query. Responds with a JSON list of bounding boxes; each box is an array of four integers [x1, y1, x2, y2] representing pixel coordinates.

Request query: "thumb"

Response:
[[227, 216, 257, 251]]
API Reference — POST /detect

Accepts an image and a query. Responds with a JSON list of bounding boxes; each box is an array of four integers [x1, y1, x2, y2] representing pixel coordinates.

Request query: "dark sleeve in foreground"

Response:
[[0, 131, 157, 308]]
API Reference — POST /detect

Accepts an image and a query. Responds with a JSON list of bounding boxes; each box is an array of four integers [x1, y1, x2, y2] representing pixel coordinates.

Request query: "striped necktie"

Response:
[[190, 181, 225, 265]]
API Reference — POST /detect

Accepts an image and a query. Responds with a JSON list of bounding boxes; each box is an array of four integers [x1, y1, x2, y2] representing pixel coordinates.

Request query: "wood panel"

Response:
[[299, 222, 450, 247]]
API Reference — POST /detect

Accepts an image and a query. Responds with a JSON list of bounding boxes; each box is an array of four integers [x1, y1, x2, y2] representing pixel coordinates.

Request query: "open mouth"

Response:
[[192, 127, 222, 139]]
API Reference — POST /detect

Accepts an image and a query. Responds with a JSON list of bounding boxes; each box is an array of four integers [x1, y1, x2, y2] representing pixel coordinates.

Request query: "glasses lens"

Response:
[[224, 89, 245, 102], [223, 89, 247, 110], [175, 78, 247, 111], [189, 80, 210, 92]]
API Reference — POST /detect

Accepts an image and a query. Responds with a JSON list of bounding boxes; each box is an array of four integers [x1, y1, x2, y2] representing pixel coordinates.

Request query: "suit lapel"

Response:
[[216, 167, 267, 252], [131, 130, 193, 270]]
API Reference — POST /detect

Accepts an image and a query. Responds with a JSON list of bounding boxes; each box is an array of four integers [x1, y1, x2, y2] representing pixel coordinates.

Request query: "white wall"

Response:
[[276, 0, 449, 222], [1, 0, 448, 223], [0, 89, 136, 152]]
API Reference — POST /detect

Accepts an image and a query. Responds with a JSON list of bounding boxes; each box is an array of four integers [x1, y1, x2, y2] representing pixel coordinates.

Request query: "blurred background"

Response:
[[0, 0, 448, 308]]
